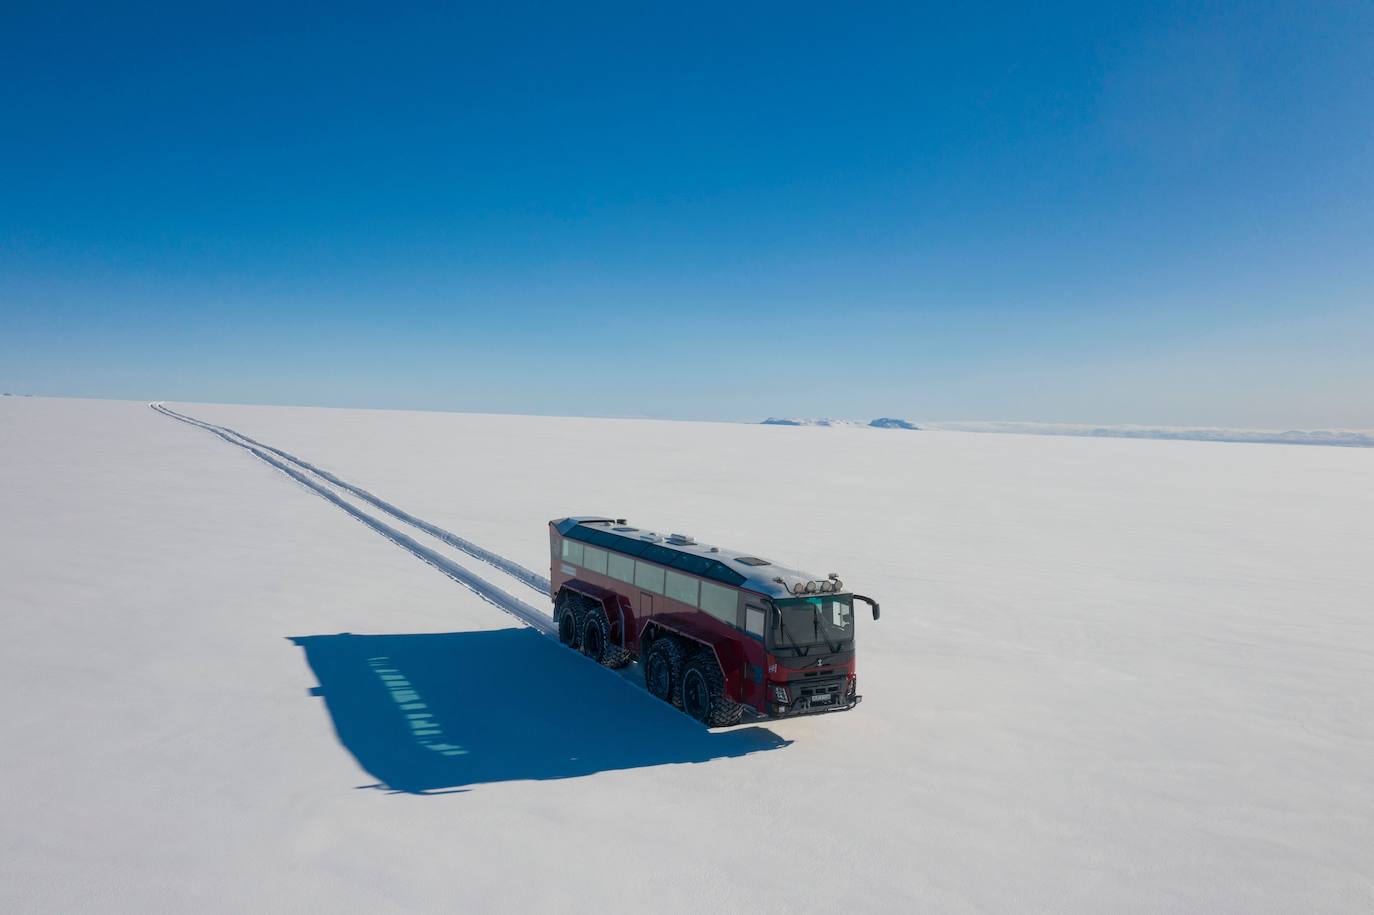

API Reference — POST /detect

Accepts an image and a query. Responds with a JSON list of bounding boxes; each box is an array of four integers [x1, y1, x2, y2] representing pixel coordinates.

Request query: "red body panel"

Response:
[[549, 522, 857, 713]]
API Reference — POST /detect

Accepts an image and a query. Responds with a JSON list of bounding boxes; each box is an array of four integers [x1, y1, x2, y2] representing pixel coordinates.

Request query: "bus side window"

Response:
[[634, 561, 665, 595], [699, 580, 736, 622], [744, 604, 767, 640], [607, 552, 635, 583]]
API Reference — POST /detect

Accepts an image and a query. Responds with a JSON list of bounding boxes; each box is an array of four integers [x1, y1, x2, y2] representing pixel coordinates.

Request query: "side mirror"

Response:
[[853, 594, 880, 621]]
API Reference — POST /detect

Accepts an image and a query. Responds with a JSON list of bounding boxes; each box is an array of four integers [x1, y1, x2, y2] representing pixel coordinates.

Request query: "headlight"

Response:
[[772, 685, 789, 703]]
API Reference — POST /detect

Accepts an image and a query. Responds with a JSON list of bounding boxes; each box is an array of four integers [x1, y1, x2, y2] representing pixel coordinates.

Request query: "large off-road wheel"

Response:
[[643, 636, 685, 707], [581, 606, 631, 669], [681, 653, 743, 727], [555, 594, 582, 649]]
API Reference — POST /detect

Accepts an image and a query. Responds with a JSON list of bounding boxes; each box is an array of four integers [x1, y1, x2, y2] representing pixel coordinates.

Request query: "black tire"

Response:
[[581, 606, 632, 669], [643, 636, 685, 707], [557, 606, 578, 649], [681, 653, 743, 727], [555, 593, 582, 649]]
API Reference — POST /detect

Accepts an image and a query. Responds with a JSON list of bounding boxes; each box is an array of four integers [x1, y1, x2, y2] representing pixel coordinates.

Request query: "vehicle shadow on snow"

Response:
[[289, 628, 791, 794]]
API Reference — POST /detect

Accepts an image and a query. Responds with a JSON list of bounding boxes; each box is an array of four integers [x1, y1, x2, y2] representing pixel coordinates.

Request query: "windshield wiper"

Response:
[[813, 613, 842, 654], [778, 621, 810, 656]]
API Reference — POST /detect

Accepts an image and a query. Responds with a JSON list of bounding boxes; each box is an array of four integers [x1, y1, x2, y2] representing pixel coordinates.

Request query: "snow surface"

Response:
[[3, 396, 1373, 913], [921, 420, 1374, 448], [762, 416, 1374, 447]]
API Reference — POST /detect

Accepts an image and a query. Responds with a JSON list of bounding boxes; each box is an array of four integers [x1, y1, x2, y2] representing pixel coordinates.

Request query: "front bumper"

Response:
[[769, 694, 861, 717], [766, 674, 860, 717]]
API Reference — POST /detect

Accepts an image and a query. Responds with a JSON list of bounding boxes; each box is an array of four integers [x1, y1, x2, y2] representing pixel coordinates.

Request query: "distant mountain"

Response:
[[759, 417, 920, 429], [759, 417, 863, 427]]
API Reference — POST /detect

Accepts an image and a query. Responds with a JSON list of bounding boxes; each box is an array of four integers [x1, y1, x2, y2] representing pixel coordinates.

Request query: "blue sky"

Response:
[[3, 2, 1371, 426]]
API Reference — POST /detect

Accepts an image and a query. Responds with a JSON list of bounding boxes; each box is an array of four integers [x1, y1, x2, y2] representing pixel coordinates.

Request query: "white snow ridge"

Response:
[[3, 396, 1372, 913], [921, 420, 1374, 447], [761, 416, 1373, 446]]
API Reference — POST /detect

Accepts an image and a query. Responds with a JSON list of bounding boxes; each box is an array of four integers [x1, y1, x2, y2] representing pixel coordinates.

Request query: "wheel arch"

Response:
[[638, 620, 745, 702], [555, 580, 633, 649]]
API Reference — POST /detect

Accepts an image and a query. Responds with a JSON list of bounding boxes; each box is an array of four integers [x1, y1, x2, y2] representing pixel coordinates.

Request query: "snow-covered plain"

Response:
[[3, 396, 1372, 913], [759, 415, 1374, 447], [919, 420, 1374, 448]]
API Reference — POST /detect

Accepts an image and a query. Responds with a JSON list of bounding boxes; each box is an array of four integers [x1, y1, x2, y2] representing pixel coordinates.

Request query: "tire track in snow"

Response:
[[152, 403, 551, 595], [151, 403, 555, 636]]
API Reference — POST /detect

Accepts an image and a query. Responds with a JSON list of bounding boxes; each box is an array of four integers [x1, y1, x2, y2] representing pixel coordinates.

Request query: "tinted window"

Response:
[[608, 552, 635, 583], [702, 563, 746, 587], [699, 580, 738, 623], [639, 544, 678, 566], [608, 536, 649, 557], [584, 530, 622, 550], [664, 570, 698, 607], [745, 604, 767, 638], [670, 553, 715, 576], [634, 561, 665, 594], [583, 546, 608, 575], [561, 539, 584, 565]]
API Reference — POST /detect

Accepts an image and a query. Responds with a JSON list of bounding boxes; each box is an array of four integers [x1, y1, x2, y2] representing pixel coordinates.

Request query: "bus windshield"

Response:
[[771, 596, 854, 654]]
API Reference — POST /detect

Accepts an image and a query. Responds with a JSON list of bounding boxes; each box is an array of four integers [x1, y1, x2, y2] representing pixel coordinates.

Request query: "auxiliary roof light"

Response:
[[804, 581, 818, 594]]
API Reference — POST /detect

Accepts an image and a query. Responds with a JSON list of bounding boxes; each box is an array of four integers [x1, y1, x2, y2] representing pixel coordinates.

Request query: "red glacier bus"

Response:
[[549, 516, 879, 726]]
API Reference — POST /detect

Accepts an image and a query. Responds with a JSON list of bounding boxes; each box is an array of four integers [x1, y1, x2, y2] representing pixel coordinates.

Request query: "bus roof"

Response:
[[552, 516, 841, 600]]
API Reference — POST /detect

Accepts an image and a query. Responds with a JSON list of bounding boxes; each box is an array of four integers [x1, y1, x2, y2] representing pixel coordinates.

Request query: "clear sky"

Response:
[[3, 2, 1372, 426]]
